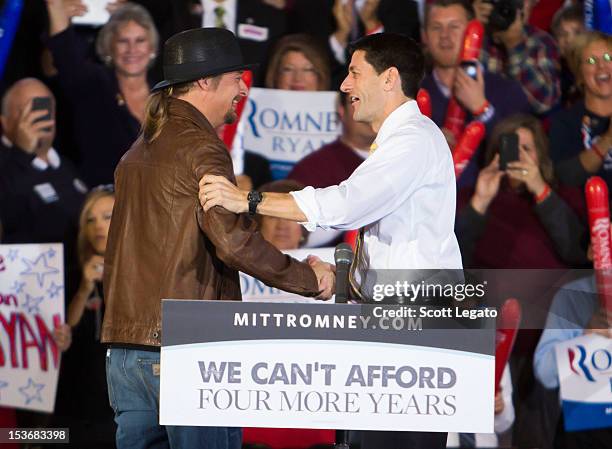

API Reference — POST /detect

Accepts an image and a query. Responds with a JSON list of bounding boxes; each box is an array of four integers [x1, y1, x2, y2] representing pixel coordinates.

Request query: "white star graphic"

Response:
[[7, 249, 19, 262], [20, 254, 60, 288], [22, 293, 44, 313], [19, 378, 45, 405], [10, 281, 26, 294], [46, 281, 64, 299]]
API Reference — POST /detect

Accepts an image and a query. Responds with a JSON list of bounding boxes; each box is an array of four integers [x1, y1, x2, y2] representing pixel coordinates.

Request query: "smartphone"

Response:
[[31, 96, 52, 132], [499, 133, 519, 171], [459, 60, 478, 80]]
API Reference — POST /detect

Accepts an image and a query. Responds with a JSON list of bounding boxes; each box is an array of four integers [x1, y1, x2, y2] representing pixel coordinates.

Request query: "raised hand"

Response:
[[453, 63, 487, 115], [358, 0, 382, 32], [199, 175, 248, 214], [471, 154, 504, 214], [332, 0, 354, 47], [506, 146, 547, 196], [13, 100, 54, 154]]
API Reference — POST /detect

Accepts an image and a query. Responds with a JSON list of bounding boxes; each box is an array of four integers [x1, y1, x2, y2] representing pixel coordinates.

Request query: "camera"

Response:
[[483, 0, 522, 32]]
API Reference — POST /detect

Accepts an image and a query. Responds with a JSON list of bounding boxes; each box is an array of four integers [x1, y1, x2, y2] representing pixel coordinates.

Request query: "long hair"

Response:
[[142, 81, 194, 143], [484, 114, 556, 186], [77, 188, 115, 268], [265, 34, 331, 91]]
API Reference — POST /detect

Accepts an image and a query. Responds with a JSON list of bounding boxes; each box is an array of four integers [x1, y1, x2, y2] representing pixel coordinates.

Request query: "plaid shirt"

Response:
[[480, 25, 561, 115]]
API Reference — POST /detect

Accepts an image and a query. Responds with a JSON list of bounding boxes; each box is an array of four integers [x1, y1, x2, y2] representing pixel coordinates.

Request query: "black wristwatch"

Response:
[[247, 191, 263, 216]]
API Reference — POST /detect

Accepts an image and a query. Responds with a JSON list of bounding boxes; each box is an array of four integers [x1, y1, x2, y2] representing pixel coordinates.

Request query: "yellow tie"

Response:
[[348, 228, 367, 301]]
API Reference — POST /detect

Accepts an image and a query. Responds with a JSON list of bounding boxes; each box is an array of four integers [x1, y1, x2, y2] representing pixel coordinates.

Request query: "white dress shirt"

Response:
[[291, 100, 462, 276]]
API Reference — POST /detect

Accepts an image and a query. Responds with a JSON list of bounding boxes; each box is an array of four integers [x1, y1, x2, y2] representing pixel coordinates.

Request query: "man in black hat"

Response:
[[102, 28, 335, 449]]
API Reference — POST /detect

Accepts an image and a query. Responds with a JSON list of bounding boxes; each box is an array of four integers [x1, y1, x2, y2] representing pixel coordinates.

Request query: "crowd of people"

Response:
[[0, 0, 610, 448]]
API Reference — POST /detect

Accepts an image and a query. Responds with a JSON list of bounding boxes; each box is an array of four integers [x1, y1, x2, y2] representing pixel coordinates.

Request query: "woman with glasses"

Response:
[[549, 31, 612, 189]]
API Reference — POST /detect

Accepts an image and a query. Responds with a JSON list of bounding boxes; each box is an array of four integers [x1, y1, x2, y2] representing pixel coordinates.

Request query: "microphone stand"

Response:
[[333, 243, 353, 449]]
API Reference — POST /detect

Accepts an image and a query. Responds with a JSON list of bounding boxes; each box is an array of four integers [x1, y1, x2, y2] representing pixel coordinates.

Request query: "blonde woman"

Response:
[[45, 1, 159, 186], [550, 31, 612, 189]]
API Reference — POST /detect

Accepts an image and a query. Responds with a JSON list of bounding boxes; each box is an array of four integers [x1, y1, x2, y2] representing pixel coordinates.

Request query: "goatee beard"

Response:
[[224, 110, 238, 125]]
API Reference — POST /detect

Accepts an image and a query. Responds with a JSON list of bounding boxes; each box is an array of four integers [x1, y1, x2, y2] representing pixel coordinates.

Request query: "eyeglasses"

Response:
[[91, 184, 115, 193], [586, 52, 611, 65]]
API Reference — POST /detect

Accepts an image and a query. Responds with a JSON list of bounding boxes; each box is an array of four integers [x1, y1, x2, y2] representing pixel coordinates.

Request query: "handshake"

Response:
[[306, 255, 336, 301]]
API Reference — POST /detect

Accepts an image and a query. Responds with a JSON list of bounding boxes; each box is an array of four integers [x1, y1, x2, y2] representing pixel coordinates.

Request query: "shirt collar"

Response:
[[432, 69, 451, 98], [374, 100, 420, 148], [31, 148, 61, 170], [2, 135, 61, 170]]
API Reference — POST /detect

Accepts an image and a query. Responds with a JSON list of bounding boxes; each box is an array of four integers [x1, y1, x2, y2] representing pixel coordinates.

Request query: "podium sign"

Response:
[[160, 301, 495, 432]]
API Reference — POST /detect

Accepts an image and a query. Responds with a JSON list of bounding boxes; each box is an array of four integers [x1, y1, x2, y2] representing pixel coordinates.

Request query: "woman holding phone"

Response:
[[58, 186, 116, 447], [455, 114, 588, 269]]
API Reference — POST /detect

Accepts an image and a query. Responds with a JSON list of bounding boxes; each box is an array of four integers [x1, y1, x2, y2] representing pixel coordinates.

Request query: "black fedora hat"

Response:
[[152, 28, 257, 92]]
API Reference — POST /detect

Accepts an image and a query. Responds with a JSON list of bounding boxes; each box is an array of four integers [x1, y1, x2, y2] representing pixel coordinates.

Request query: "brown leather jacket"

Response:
[[102, 98, 319, 346]]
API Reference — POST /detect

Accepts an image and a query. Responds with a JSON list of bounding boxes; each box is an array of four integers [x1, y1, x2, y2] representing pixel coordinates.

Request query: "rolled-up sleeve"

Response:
[[290, 132, 437, 232]]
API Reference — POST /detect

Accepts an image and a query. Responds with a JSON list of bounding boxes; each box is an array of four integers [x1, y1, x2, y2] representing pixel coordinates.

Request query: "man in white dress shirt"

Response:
[[199, 32, 462, 448]]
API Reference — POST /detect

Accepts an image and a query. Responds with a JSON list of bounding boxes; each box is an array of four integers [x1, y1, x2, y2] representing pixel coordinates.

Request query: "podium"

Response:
[[159, 301, 495, 433]]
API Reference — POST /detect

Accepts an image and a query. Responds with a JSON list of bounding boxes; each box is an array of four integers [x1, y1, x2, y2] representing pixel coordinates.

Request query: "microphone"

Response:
[[334, 243, 354, 304]]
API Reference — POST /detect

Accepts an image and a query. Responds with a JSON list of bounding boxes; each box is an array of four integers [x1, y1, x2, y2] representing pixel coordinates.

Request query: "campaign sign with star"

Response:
[[0, 244, 64, 412]]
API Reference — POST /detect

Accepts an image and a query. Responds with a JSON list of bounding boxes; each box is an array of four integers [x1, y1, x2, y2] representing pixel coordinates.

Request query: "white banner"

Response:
[[555, 334, 612, 431], [241, 88, 341, 179], [161, 339, 494, 432], [160, 301, 495, 432], [240, 248, 334, 303], [0, 244, 64, 413]]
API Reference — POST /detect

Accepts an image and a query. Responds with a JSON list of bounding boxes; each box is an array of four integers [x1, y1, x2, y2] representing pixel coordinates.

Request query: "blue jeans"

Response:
[[106, 348, 242, 449]]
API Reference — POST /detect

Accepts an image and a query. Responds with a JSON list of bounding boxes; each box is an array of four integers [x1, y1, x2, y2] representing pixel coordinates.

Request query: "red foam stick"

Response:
[[494, 298, 521, 393], [443, 20, 485, 144], [459, 19, 485, 61], [416, 88, 432, 118], [452, 121, 485, 179], [585, 176, 612, 311], [221, 70, 253, 149], [344, 229, 359, 250]]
